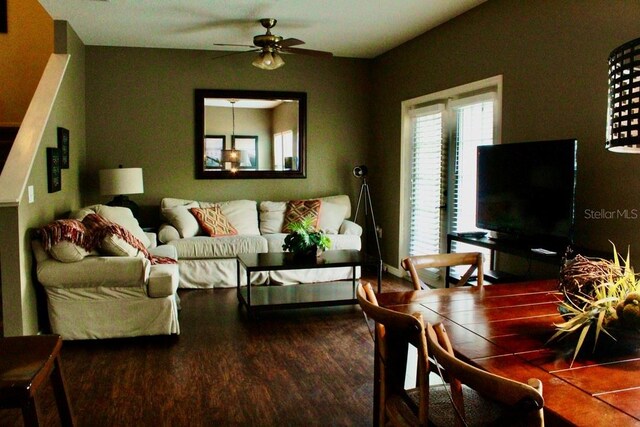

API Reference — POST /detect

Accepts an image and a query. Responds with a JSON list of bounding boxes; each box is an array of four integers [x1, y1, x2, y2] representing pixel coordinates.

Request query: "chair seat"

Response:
[[387, 384, 508, 427]]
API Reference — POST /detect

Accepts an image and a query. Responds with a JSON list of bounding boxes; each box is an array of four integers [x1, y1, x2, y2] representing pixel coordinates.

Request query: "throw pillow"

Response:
[[162, 201, 200, 237], [38, 219, 94, 262], [82, 213, 149, 259], [282, 199, 321, 232], [190, 206, 238, 237], [318, 201, 349, 234]]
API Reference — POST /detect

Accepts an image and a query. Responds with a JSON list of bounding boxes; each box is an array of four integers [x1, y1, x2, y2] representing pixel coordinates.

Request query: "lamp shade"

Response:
[[252, 51, 285, 70], [99, 167, 144, 196], [606, 37, 640, 152]]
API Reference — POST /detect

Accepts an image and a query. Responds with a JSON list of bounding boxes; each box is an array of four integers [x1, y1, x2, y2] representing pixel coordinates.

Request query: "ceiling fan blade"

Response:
[[213, 43, 257, 48], [281, 47, 333, 58], [279, 38, 305, 48], [211, 49, 260, 60]]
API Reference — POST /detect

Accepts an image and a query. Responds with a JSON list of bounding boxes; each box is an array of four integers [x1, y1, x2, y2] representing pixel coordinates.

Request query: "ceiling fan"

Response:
[[214, 18, 333, 70]]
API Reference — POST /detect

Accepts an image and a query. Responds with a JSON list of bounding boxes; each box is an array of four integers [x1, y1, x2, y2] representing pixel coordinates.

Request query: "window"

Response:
[[400, 76, 502, 287], [273, 130, 294, 170]]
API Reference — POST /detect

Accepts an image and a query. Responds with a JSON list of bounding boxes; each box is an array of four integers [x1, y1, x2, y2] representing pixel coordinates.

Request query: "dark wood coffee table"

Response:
[[236, 250, 380, 315]]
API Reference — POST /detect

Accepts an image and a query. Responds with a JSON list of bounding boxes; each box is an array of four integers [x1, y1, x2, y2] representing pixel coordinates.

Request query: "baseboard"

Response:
[[384, 263, 405, 278]]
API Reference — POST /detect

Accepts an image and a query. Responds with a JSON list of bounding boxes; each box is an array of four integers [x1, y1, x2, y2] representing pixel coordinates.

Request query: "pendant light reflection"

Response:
[[252, 51, 285, 70], [606, 37, 640, 152]]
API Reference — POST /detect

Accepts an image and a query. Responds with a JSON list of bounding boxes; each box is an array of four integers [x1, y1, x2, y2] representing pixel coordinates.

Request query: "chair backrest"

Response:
[[356, 282, 429, 426], [425, 322, 544, 427], [401, 252, 484, 290]]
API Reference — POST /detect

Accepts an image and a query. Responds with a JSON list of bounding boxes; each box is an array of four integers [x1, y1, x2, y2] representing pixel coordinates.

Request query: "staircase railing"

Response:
[[0, 54, 69, 207]]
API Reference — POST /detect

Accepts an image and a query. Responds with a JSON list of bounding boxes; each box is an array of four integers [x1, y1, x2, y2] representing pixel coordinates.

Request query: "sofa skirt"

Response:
[[45, 286, 180, 340]]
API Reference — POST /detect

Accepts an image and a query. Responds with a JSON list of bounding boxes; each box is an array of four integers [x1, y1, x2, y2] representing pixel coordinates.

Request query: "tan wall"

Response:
[[371, 0, 640, 267], [0, 0, 52, 125], [1, 21, 86, 336], [84, 47, 371, 226]]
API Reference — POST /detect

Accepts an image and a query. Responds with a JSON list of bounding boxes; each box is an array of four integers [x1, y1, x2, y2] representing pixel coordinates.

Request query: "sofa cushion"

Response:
[[83, 213, 148, 258], [318, 201, 349, 234], [259, 201, 287, 234], [282, 199, 321, 232], [72, 205, 151, 248], [260, 195, 353, 235], [199, 199, 260, 235], [190, 206, 238, 237], [162, 201, 200, 238], [168, 235, 268, 259]]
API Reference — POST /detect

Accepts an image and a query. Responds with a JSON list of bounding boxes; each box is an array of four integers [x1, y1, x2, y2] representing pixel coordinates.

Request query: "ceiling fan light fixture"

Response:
[[252, 51, 285, 70]]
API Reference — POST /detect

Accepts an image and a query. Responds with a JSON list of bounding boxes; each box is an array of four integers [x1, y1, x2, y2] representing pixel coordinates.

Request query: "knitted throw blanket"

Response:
[[39, 219, 93, 252], [39, 214, 176, 265]]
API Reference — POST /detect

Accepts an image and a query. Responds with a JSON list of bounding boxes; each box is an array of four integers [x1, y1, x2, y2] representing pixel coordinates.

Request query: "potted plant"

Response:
[[550, 243, 640, 366], [282, 216, 331, 259]]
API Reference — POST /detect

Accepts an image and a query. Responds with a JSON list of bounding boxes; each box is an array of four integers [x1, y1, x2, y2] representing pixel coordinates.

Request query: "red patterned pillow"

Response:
[[190, 206, 238, 237], [282, 199, 321, 232]]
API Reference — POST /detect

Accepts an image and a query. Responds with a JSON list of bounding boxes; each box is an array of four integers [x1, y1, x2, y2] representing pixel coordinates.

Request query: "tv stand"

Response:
[[446, 232, 568, 287]]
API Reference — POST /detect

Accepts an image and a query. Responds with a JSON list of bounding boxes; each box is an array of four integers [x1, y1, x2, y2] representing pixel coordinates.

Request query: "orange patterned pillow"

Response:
[[190, 206, 238, 237], [282, 199, 321, 232]]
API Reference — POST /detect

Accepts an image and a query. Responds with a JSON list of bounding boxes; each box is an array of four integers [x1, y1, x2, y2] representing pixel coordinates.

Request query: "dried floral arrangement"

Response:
[[550, 244, 640, 365]]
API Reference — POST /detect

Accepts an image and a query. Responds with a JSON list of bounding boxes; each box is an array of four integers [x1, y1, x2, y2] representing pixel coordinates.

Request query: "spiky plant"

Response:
[[549, 243, 640, 366], [282, 216, 331, 256]]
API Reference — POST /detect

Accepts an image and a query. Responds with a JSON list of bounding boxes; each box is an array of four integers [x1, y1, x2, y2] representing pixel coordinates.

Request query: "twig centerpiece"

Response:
[[282, 216, 331, 259], [550, 244, 640, 365]]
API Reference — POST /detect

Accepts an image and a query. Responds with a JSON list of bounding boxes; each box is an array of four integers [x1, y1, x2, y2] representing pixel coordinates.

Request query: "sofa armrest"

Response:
[[339, 220, 363, 236], [37, 255, 151, 289], [158, 223, 180, 243]]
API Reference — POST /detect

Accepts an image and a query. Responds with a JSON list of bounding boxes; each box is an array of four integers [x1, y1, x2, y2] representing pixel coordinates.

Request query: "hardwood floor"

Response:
[[0, 272, 411, 426]]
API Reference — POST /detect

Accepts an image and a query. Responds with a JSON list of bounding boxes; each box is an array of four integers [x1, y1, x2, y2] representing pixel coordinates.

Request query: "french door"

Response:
[[402, 77, 502, 286]]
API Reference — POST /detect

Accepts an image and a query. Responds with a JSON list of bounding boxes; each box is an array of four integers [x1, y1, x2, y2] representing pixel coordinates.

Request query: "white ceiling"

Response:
[[38, 0, 486, 59]]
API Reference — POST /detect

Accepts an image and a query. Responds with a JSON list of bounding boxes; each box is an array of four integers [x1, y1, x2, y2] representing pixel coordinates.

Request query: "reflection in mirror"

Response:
[[195, 89, 306, 179]]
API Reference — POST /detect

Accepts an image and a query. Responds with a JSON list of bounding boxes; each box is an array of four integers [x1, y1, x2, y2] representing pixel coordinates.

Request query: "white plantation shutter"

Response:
[[408, 104, 446, 279], [450, 94, 495, 262]]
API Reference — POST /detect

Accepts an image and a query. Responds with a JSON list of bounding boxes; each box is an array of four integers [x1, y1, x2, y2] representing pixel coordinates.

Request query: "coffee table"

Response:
[[236, 250, 380, 315]]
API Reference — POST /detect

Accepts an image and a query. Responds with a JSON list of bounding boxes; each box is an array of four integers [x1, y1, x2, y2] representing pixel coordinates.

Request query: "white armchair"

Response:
[[33, 205, 180, 340]]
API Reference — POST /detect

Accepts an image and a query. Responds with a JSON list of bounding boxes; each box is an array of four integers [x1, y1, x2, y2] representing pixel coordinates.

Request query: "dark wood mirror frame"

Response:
[[195, 89, 307, 179]]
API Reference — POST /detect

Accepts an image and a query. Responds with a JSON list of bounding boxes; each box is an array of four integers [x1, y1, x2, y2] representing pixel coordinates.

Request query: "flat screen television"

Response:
[[476, 139, 577, 245]]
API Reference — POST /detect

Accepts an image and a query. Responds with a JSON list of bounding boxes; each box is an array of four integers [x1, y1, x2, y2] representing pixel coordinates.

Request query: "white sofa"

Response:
[[33, 205, 180, 340], [158, 195, 362, 289]]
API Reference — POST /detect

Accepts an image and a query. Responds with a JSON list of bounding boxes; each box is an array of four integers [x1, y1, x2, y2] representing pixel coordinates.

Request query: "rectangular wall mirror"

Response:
[[195, 89, 307, 179]]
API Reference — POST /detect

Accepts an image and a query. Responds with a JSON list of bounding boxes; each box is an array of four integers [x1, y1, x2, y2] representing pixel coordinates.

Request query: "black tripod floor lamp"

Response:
[[353, 165, 383, 291]]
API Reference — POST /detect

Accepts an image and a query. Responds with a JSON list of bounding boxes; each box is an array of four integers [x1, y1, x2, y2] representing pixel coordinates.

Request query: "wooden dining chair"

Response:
[[356, 282, 430, 426], [425, 322, 545, 427], [401, 252, 484, 290]]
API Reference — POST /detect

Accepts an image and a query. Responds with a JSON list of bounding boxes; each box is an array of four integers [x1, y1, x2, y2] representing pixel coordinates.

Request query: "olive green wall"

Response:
[[371, 0, 640, 268], [2, 21, 86, 336], [84, 47, 371, 226]]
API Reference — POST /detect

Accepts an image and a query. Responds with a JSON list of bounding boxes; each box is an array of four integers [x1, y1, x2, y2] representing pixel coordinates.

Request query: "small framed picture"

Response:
[[203, 135, 225, 170], [47, 147, 61, 193], [57, 127, 69, 169]]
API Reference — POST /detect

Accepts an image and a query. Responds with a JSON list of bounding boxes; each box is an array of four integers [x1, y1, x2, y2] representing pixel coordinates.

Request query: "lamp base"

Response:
[[106, 195, 140, 219]]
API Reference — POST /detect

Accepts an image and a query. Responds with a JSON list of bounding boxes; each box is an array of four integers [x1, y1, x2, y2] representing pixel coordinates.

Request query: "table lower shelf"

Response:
[[238, 280, 358, 312]]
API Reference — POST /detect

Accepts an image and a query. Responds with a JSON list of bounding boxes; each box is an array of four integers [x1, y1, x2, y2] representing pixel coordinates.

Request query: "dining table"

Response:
[[375, 279, 640, 426]]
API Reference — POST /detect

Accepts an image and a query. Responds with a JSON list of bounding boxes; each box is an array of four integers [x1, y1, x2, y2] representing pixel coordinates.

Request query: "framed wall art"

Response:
[[57, 127, 69, 168], [47, 147, 61, 193], [203, 135, 225, 170]]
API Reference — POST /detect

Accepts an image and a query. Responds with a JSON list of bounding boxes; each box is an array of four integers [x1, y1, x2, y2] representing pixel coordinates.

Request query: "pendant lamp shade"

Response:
[[606, 37, 640, 152]]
